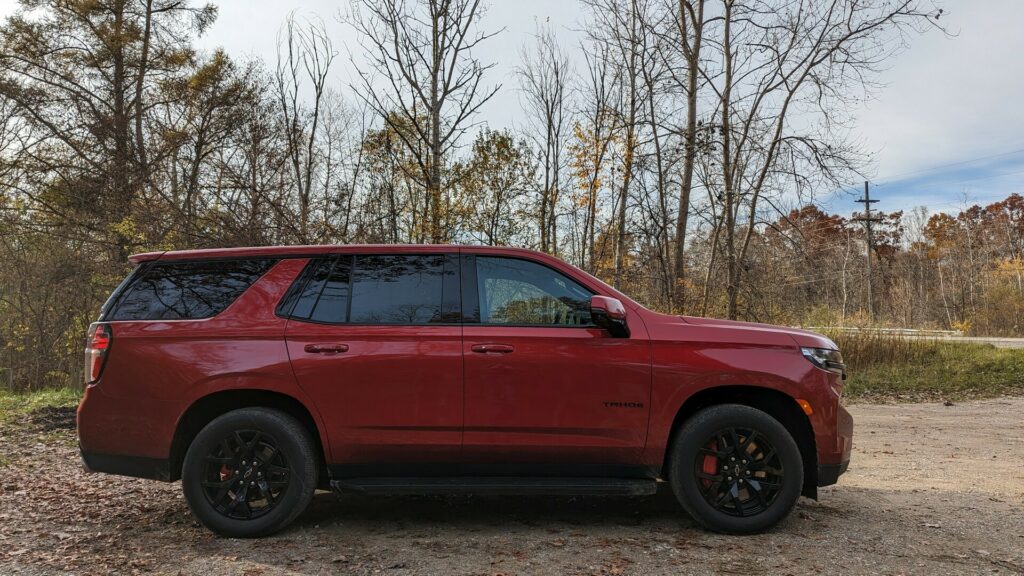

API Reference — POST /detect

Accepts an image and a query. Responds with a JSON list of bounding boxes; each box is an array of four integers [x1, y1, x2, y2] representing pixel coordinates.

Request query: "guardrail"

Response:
[[802, 327, 1024, 348], [803, 326, 964, 337]]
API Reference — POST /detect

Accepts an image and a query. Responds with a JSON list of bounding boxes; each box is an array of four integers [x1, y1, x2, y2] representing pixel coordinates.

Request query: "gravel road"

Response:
[[1, 397, 1022, 575]]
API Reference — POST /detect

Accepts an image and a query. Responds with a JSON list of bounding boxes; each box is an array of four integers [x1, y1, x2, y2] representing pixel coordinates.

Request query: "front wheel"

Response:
[[182, 408, 318, 537], [668, 404, 804, 534]]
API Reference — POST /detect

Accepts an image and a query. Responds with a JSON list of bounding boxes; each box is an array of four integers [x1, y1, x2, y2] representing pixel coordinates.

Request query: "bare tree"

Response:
[[585, 0, 645, 289], [637, 5, 676, 308], [275, 13, 336, 243], [705, 0, 942, 319], [571, 39, 620, 272], [348, 0, 500, 243], [516, 22, 572, 254]]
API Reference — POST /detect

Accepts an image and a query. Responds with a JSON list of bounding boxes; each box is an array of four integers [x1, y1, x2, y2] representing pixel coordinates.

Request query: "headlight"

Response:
[[801, 347, 846, 378]]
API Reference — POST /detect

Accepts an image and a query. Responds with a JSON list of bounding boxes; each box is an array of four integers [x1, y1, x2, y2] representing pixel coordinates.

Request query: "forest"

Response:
[[6, 0, 1021, 392]]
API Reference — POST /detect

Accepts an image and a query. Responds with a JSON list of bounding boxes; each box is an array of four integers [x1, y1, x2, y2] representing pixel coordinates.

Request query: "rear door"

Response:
[[283, 252, 463, 475], [460, 254, 652, 476]]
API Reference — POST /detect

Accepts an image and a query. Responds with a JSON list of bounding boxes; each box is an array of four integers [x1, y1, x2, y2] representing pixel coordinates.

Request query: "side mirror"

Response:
[[590, 295, 630, 338]]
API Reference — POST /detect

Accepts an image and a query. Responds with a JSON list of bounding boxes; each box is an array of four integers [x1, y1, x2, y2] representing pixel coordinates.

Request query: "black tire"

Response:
[[668, 404, 803, 534], [182, 408, 318, 537]]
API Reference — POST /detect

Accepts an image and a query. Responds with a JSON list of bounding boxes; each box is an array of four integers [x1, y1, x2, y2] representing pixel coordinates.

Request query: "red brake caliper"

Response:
[[701, 440, 719, 487], [219, 464, 232, 482]]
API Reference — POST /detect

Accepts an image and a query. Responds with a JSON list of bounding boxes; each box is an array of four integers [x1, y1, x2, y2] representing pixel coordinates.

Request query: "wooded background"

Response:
[[6, 0, 1021, 392]]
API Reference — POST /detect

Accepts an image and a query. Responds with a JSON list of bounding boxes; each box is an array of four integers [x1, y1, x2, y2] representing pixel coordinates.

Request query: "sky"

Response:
[[3, 0, 1023, 218], [843, 0, 1024, 216]]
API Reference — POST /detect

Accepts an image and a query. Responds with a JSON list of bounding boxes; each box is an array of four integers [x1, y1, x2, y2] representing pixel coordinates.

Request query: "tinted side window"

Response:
[[310, 257, 352, 323], [476, 257, 593, 326], [99, 264, 144, 319], [276, 258, 327, 319], [111, 259, 276, 321], [350, 255, 445, 324]]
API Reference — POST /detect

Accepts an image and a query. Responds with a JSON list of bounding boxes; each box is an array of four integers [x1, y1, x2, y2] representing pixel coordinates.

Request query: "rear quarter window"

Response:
[[108, 259, 277, 321]]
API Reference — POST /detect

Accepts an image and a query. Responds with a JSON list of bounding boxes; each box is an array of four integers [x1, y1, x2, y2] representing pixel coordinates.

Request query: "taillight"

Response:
[[84, 323, 112, 385]]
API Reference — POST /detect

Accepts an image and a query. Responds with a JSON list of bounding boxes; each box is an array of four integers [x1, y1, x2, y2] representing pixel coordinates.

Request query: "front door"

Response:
[[284, 252, 463, 475], [460, 254, 652, 476]]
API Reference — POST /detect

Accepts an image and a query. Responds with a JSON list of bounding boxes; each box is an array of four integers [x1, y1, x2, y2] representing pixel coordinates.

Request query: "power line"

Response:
[[877, 167, 1024, 191], [875, 145, 1024, 184], [853, 181, 881, 321]]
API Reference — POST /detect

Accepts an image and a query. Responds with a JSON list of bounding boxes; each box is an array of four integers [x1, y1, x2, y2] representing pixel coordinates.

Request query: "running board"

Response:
[[330, 476, 658, 497]]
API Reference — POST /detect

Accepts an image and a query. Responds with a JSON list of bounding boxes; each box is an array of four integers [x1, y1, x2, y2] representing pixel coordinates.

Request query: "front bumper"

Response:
[[817, 460, 850, 487], [816, 402, 853, 487]]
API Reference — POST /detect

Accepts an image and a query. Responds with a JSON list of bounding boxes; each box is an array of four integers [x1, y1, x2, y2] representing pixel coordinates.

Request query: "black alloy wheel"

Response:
[[182, 408, 317, 537], [693, 426, 785, 517], [201, 430, 291, 520], [668, 404, 804, 534]]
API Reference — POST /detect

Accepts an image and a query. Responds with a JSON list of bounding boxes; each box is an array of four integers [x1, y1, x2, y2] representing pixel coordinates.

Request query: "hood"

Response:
[[678, 316, 838, 350]]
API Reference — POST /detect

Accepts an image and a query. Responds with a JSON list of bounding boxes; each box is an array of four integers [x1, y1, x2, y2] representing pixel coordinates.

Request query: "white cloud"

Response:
[[852, 0, 1024, 181]]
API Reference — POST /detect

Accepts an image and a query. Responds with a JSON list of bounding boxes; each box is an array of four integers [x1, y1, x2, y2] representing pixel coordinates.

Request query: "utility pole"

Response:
[[855, 181, 881, 321]]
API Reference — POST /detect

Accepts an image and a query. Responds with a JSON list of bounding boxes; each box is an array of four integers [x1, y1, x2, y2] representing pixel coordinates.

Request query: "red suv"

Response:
[[77, 245, 851, 537]]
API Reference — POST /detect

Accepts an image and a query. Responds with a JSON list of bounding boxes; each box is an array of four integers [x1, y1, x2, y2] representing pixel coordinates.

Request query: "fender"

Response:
[[641, 343, 817, 469], [174, 374, 332, 459]]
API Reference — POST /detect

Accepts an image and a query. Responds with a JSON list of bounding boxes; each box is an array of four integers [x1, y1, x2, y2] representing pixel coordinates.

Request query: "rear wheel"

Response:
[[182, 408, 317, 537], [668, 404, 803, 534]]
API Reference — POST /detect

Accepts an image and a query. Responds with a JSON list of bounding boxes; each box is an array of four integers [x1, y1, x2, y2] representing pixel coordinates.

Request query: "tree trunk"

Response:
[[673, 0, 704, 311], [134, 0, 153, 182], [720, 1, 738, 319], [612, 0, 640, 289], [110, 1, 134, 262], [428, 5, 444, 243], [614, 144, 634, 288]]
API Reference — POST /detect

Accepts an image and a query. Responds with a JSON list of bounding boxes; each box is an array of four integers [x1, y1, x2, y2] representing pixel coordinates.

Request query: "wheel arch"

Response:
[[663, 385, 818, 498], [169, 389, 328, 486]]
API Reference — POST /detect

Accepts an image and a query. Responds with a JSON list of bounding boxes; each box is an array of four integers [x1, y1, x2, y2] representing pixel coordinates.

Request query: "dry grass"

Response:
[[827, 330, 944, 371], [826, 331, 1024, 402]]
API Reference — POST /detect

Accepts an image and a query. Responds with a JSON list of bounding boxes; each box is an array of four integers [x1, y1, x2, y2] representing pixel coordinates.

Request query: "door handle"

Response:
[[304, 343, 349, 354], [471, 344, 514, 354]]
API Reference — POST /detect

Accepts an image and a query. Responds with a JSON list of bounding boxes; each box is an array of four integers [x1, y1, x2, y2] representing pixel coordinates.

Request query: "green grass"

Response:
[[0, 386, 81, 424], [830, 331, 1024, 402]]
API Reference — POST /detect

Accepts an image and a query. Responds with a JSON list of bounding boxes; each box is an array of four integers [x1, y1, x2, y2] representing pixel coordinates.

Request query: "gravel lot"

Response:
[[1, 397, 1022, 575]]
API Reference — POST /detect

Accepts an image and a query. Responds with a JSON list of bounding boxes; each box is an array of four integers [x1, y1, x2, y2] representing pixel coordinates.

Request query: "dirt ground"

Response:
[[1, 397, 1022, 576]]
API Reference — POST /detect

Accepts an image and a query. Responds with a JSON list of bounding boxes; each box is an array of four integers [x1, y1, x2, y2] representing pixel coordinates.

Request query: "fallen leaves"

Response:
[[2, 399, 1024, 575]]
